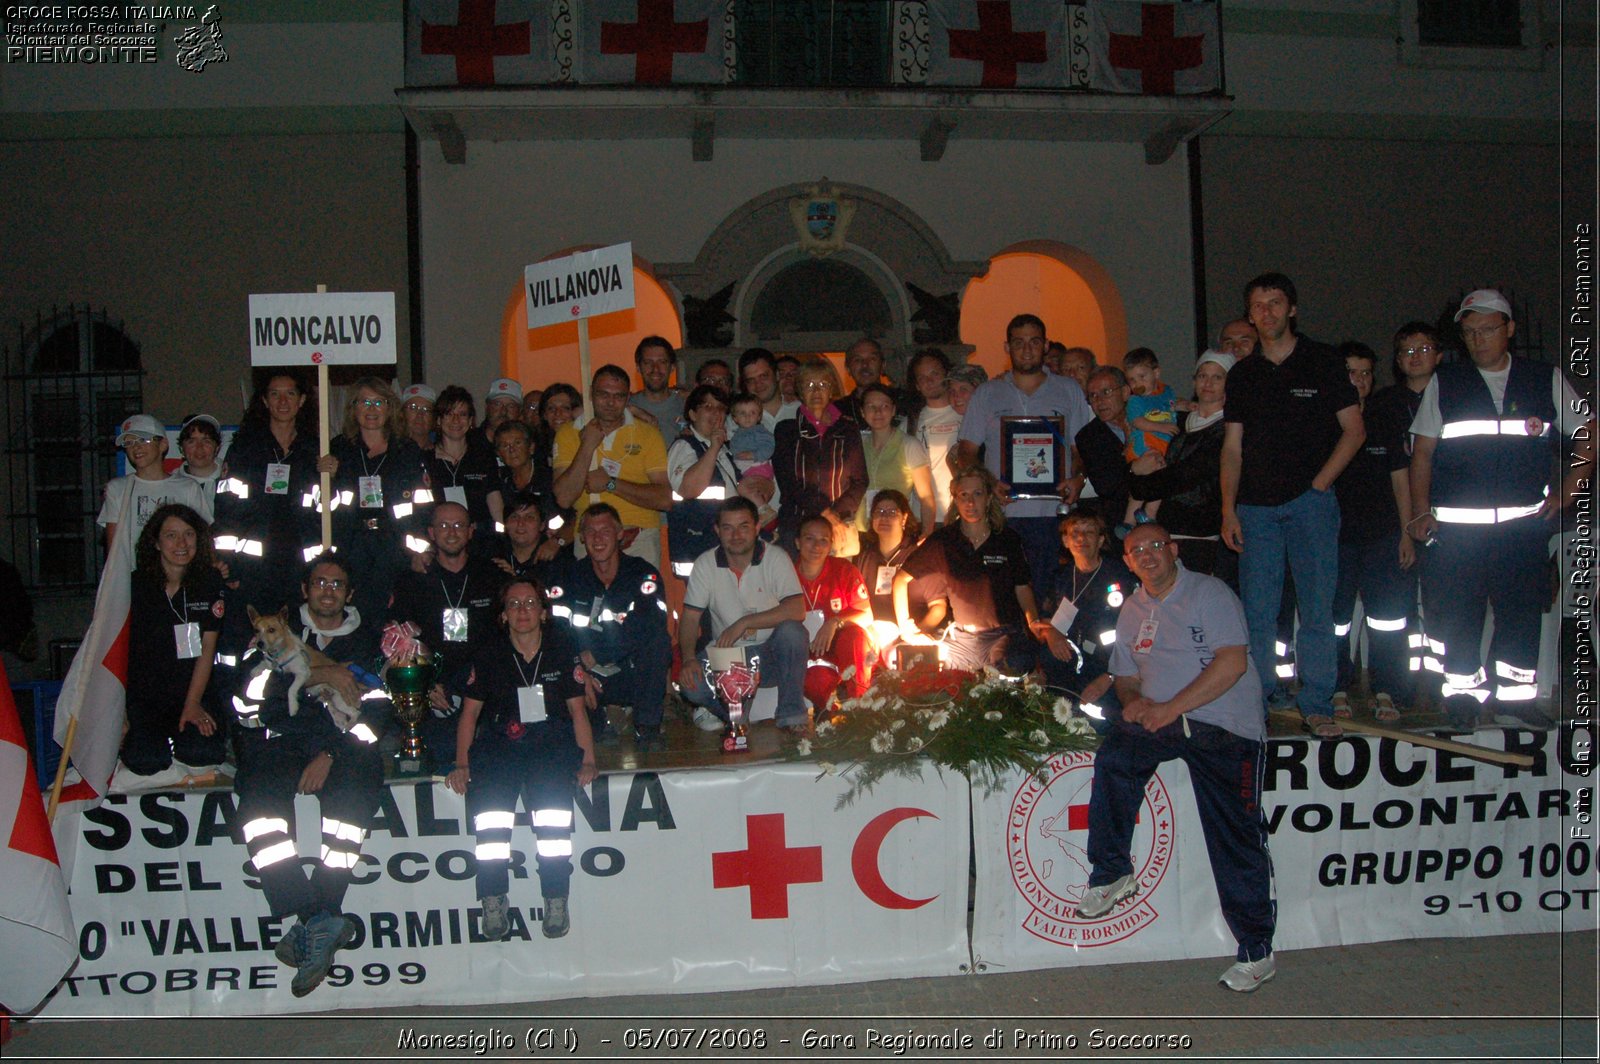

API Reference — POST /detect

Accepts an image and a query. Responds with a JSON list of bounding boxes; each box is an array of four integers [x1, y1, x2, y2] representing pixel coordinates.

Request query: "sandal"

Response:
[[1332, 692, 1352, 719], [1374, 693, 1400, 722], [1303, 714, 1343, 739]]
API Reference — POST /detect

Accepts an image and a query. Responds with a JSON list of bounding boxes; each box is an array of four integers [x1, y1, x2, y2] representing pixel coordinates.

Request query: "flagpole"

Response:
[[45, 718, 78, 822], [316, 283, 333, 551]]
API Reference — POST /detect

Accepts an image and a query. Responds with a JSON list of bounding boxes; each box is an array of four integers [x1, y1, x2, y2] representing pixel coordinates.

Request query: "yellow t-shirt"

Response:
[[552, 412, 669, 530]]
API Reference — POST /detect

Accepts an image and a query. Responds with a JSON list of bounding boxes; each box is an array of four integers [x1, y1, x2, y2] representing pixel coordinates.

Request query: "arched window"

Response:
[[5, 306, 145, 587], [959, 245, 1128, 380], [500, 255, 684, 393]]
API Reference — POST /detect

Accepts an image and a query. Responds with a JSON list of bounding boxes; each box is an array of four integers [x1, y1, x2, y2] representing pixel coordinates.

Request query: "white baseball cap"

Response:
[[1454, 289, 1513, 322], [1194, 350, 1237, 374], [485, 378, 523, 404], [116, 414, 166, 445], [400, 383, 438, 406]]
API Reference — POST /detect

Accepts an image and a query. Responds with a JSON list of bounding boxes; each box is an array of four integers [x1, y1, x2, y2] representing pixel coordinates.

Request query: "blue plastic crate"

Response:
[[11, 680, 65, 791]]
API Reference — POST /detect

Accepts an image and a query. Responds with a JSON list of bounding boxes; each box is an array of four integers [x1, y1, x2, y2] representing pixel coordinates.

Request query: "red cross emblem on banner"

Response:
[[1108, 3, 1205, 95], [420, 0, 532, 86], [600, 0, 710, 85], [947, 0, 1049, 88], [711, 813, 823, 919]]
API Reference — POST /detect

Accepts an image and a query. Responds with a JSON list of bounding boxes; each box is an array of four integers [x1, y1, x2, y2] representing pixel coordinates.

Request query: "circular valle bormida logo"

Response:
[[1007, 750, 1174, 947]]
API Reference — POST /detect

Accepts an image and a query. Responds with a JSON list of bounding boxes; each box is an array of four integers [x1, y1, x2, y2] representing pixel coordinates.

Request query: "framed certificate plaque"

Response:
[[999, 415, 1066, 500]]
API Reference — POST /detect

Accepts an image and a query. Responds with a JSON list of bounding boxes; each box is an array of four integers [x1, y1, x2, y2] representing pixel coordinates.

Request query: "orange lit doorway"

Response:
[[958, 244, 1127, 378], [501, 253, 684, 392]]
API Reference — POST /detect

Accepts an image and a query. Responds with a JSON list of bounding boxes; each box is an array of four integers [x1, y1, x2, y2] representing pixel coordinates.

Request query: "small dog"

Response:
[[246, 605, 362, 732]]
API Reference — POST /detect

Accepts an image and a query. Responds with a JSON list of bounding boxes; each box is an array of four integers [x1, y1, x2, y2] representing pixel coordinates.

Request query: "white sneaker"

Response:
[[692, 706, 725, 732], [1074, 873, 1137, 918], [1219, 951, 1277, 993]]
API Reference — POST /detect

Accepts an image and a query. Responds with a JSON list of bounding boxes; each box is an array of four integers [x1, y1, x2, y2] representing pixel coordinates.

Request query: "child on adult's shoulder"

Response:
[[727, 392, 780, 533], [1120, 350, 1188, 534]]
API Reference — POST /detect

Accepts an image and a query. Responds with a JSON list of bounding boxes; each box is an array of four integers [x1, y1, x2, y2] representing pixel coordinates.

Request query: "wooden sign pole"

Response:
[[316, 283, 333, 550], [577, 317, 592, 401], [1268, 711, 1535, 768]]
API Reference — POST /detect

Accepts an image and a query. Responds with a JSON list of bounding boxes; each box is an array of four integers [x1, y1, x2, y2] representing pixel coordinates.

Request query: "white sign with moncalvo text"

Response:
[[248, 292, 397, 366], [524, 243, 635, 329]]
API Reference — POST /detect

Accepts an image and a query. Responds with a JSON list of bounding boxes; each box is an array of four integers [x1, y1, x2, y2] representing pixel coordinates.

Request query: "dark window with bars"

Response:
[[1416, 0, 1524, 48], [735, 0, 888, 86], [4, 307, 143, 588]]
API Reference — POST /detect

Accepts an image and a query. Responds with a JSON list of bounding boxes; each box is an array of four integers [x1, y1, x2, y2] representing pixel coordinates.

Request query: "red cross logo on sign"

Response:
[[1107, 2, 1205, 95], [420, 0, 532, 86], [599, 0, 710, 85], [947, 0, 1049, 88], [711, 813, 823, 919]]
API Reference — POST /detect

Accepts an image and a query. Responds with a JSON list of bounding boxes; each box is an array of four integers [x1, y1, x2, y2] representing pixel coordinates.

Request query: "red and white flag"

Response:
[[927, 0, 1066, 89], [406, 0, 556, 87], [1088, 0, 1220, 95], [579, 0, 725, 85], [49, 489, 136, 819], [1, 662, 77, 1013]]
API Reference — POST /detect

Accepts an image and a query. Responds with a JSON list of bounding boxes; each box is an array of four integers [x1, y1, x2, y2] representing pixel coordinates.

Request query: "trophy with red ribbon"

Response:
[[380, 620, 435, 775], [708, 647, 760, 753]]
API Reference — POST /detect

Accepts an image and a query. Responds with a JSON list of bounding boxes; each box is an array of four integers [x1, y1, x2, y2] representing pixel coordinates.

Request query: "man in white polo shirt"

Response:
[[678, 497, 809, 733]]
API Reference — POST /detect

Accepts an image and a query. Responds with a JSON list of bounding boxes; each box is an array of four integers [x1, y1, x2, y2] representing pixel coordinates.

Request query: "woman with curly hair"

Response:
[[318, 376, 429, 624], [119, 503, 228, 778]]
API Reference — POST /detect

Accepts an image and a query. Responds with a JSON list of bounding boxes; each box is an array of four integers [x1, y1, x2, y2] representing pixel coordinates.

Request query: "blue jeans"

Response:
[[1010, 515, 1063, 605], [681, 620, 809, 726], [1237, 488, 1340, 718]]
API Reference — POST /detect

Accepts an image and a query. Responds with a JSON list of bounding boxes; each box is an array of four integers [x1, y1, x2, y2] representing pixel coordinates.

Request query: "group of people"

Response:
[[85, 272, 1589, 996]]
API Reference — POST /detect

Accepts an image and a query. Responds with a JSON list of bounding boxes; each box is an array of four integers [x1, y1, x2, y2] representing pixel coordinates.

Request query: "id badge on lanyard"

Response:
[[173, 621, 203, 660], [442, 607, 469, 643], [358, 474, 384, 509], [1133, 618, 1158, 655], [875, 565, 898, 596], [443, 485, 468, 507], [265, 462, 291, 495], [517, 684, 547, 724]]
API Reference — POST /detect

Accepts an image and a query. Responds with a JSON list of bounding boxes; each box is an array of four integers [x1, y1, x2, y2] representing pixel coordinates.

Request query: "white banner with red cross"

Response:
[[406, 0, 558, 87], [971, 733, 1596, 972], [38, 764, 969, 1016], [926, 0, 1067, 88], [1086, 0, 1220, 95], [577, 0, 727, 85]]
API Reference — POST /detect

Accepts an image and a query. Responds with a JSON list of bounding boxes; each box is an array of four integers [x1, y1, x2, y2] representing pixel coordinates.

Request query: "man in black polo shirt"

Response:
[[546, 504, 671, 752], [388, 501, 506, 759], [1220, 272, 1364, 737]]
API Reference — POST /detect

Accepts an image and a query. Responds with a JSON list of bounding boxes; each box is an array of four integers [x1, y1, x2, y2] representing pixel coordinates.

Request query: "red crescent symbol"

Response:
[[851, 807, 938, 910]]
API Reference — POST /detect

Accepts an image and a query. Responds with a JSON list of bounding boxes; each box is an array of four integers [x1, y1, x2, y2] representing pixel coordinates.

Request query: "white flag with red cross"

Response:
[[927, 0, 1067, 89], [48, 485, 137, 823], [578, 0, 727, 85], [1088, 0, 1221, 95], [406, 0, 557, 87], [1, 662, 78, 1014]]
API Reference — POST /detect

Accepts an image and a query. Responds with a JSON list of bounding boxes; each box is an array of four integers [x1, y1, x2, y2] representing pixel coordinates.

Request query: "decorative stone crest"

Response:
[[788, 179, 856, 258]]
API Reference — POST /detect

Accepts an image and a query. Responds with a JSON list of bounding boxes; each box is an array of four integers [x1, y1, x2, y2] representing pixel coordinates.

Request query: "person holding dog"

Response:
[[230, 552, 393, 998], [447, 577, 598, 942]]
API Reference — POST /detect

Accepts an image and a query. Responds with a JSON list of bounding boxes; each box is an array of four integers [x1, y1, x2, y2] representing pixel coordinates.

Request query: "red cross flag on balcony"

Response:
[[927, 0, 1066, 89], [580, 0, 726, 85], [1089, 0, 1220, 95], [406, 0, 556, 87]]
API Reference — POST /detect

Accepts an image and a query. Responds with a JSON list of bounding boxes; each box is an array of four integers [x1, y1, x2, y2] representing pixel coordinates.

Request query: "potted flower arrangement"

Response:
[[790, 662, 1100, 807]]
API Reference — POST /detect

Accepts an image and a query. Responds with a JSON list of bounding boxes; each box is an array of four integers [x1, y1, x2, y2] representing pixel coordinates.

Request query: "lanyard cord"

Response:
[[1070, 561, 1104, 606]]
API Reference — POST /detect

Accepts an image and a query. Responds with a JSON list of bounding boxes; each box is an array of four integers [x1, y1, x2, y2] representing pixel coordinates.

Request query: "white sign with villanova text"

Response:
[[971, 732, 1596, 971]]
